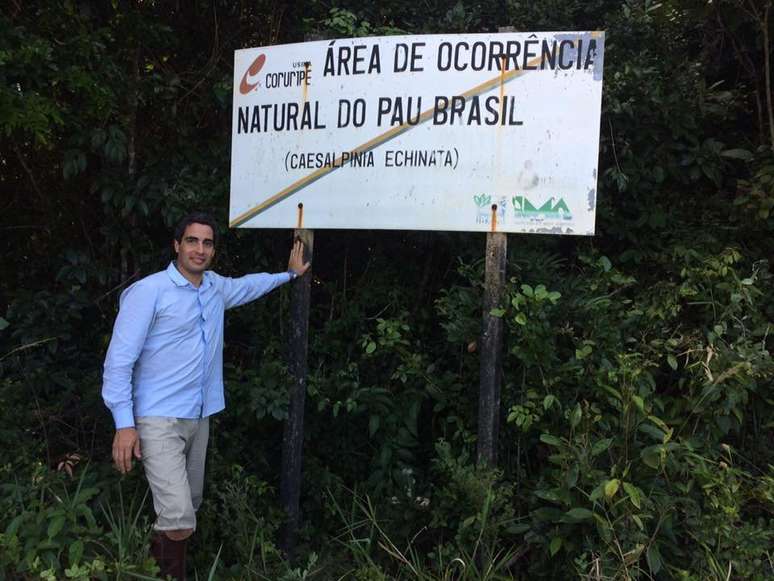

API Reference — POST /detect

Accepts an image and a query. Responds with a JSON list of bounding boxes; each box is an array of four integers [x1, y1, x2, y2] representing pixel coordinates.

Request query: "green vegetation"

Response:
[[1, 1, 772, 579]]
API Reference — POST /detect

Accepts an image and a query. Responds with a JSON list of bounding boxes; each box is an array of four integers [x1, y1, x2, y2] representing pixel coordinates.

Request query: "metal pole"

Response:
[[280, 225, 313, 556]]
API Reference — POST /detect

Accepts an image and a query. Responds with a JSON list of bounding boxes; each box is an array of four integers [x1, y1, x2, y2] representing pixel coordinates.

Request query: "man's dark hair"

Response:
[[174, 212, 219, 245]]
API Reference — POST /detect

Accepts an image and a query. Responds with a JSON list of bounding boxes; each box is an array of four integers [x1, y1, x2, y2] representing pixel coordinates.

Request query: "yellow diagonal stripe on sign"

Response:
[[230, 50, 552, 228]]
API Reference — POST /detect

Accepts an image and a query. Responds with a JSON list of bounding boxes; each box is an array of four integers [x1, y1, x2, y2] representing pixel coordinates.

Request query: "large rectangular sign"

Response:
[[230, 32, 604, 234]]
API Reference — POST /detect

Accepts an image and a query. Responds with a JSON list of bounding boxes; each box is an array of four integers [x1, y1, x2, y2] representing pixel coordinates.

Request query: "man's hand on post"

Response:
[[112, 427, 141, 474], [288, 239, 311, 277]]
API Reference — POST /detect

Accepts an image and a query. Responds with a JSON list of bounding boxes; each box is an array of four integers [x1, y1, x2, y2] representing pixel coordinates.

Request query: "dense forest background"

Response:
[[1, 1, 772, 579]]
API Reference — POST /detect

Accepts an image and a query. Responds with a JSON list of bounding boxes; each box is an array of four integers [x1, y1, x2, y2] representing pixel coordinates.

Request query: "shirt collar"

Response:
[[167, 262, 190, 286], [166, 261, 211, 289]]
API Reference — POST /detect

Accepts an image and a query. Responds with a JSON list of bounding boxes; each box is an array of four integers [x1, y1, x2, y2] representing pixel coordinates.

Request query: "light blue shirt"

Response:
[[102, 262, 290, 429]]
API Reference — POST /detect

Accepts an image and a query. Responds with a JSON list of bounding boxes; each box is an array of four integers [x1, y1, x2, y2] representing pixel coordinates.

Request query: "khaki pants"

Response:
[[135, 416, 209, 531]]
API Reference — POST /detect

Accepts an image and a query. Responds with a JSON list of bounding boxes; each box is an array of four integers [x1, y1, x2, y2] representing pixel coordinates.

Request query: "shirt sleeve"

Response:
[[101, 281, 159, 429], [219, 272, 291, 310]]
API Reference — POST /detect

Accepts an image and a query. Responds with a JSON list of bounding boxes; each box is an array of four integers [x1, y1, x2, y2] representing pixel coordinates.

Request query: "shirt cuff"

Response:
[[112, 407, 136, 430]]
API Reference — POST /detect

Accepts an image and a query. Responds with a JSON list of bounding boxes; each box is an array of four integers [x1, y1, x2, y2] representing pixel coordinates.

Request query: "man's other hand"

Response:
[[112, 427, 141, 474], [288, 239, 311, 277]]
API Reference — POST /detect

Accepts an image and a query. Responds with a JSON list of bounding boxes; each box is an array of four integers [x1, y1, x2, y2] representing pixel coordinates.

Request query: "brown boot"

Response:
[[150, 532, 187, 580]]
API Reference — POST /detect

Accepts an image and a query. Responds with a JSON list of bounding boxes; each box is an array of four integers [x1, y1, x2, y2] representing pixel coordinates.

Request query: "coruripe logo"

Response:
[[239, 54, 266, 94]]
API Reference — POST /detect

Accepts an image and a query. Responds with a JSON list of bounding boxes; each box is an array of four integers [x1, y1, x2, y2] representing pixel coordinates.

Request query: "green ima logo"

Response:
[[512, 196, 572, 219]]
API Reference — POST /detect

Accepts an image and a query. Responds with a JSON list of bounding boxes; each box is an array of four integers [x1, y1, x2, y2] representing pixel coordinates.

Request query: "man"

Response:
[[102, 212, 309, 580]]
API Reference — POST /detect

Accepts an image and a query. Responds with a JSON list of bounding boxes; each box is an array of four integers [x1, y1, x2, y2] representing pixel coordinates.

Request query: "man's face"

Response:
[[174, 222, 215, 278]]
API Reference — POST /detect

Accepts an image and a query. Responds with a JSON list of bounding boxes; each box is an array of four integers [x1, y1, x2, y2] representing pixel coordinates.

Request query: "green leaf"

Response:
[[631, 395, 645, 412], [0, 317, 9, 331], [540, 434, 563, 447], [368, 415, 380, 437], [489, 307, 505, 317], [47, 515, 65, 539], [720, 148, 753, 161], [68, 540, 84, 565], [531, 507, 565, 522], [570, 403, 582, 428], [641, 445, 663, 469], [623, 482, 641, 508], [599, 256, 612, 272], [365, 341, 376, 354], [515, 313, 527, 326], [646, 544, 662, 574], [543, 394, 556, 410], [591, 438, 613, 457], [549, 536, 562, 556], [604, 478, 620, 499], [566, 463, 579, 488], [564, 507, 593, 520], [6, 513, 24, 535], [575, 344, 593, 360], [667, 354, 678, 370]]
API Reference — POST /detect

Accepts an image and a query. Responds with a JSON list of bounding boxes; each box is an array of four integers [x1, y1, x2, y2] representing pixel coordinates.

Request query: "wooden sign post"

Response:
[[279, 223, 313, 556], [477, 224, 507, 466]]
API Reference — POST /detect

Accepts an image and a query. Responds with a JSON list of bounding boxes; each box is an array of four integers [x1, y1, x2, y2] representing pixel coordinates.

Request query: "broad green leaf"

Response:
[[549, 536, 562, 556], [365, 341, 376, 354], [599, 256, 612, 272], [368, 415, 380, 437], [720, 148, 753, 161], [623, 482, 641, 508], [540, 434, 563, 447], [566, 463, 579, 488], [565, 507, 593, 520], [6, 513, 24, 535], [646, 544, 662, 574], [570, 403, 582, 428], [641, 445, 663, 469], [647, 415, 670, 433], [0, 317, 9, 331], [639, 424, 666, 442], [591, 438, 613, 457], [631, 395, 645, 412], [599, 385, 622, 400], [667, 354, 678, 370], [47, 515, 65, 539], [534, 489, 562, 503], [68, 540, 84, 565], [489, 307, 505, 317], [515, 313, 527, 326], [531, 507, 565, 522], [543, 394, 556, 410], [604, 478, 620, 499]]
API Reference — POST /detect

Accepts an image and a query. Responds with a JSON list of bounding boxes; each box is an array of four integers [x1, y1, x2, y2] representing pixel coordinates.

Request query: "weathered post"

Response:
[[476, 24, 515, 467], [477, 221, 507, 467], [280, 217, 313, 556]]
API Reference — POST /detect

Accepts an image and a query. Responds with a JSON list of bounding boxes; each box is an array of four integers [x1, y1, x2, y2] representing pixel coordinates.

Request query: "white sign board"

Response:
[[230, 32, 604, 234]]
